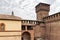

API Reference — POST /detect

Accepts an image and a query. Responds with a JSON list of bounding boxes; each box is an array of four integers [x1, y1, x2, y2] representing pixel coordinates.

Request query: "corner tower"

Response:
[[35, 3, 50, 21]]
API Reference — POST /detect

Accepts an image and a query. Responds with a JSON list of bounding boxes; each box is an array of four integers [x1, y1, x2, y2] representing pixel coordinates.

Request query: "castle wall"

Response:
[[43, 12, 60, 40], [34, 21, 46, 40]]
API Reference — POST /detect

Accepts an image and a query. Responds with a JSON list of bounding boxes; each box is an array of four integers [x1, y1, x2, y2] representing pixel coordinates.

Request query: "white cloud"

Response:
[[49, 0, 60, 15], [0, 0, 58, 20]]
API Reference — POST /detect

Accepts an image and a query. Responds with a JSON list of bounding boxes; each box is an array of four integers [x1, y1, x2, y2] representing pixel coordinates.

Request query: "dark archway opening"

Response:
[[22, 32, 31, 40]]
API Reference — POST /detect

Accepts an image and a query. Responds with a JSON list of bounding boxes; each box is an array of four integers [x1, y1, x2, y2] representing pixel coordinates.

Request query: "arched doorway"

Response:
[[22, 32, 31, 40]]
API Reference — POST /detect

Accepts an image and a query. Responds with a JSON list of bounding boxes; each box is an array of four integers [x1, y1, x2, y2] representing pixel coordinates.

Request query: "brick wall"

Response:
[[35, 3, 50, 20], [34, 21, 46, 40], [43, 12, 60, 40]]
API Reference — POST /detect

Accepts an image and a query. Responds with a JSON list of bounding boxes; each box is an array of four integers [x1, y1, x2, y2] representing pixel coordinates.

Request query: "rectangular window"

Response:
[[27, 26, 33, 30], [22, 25, 25, 30]]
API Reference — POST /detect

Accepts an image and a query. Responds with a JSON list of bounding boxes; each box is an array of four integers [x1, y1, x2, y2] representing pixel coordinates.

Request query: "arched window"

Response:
[[0, 23, 5, 31]]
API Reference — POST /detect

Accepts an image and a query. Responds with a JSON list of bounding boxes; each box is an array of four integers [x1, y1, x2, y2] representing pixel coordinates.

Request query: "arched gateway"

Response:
[[22, 32, 31, 40]]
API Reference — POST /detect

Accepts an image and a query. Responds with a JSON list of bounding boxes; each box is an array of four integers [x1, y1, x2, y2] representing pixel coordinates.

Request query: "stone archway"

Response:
[[22, 32, 31, 40]]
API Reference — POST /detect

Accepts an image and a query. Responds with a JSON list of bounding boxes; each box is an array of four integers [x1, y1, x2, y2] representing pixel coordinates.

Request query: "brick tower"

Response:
[[35, 3, 50, 21], [34, 3, 50, 40]]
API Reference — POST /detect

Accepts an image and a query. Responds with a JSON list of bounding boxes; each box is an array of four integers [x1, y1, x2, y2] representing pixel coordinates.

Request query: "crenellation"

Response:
[[36, 4, 50, 13], [43, 12, 60, 22]]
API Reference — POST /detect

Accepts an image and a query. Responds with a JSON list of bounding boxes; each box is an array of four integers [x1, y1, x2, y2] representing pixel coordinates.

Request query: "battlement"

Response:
[[35, 3, 50, 13], [36, 3, 50, 7], [43, 12, 60, 22], [35, 3, 50, 20]]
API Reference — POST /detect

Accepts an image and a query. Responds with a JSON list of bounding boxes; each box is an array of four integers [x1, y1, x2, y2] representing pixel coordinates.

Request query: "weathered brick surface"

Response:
[[35, 3, 60, 40], [43, 13, 60, 40], [37, 11, 49, 20], [34, 23, 46, 40], [35, 3, 50, 40], [36, 3, 50, 20]]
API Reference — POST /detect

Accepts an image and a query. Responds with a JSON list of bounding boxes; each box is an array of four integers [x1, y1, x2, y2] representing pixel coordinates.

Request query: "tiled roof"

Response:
[[0, 14, 21, 21]]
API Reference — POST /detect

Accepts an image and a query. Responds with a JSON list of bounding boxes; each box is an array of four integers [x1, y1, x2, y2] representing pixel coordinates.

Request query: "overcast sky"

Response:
[[0, 0, 58, 20]]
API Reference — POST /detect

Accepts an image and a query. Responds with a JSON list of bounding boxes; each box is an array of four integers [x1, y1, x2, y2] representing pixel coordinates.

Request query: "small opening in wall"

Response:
[[0, 23, 5, 31], [27, 26, 33, 30], [22, 25, 25, 30]]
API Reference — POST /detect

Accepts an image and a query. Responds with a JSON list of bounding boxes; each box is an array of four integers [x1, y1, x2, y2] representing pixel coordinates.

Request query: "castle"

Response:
[[0, 2, 60, 40]]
